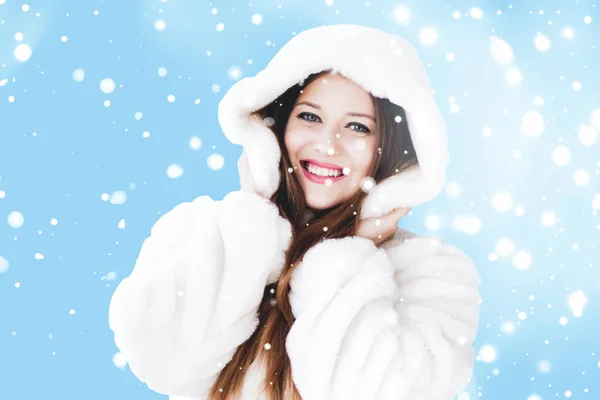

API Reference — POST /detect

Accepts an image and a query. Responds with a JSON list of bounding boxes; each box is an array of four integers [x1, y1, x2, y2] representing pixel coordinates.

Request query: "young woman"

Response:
[[108, 24, 482, 400]]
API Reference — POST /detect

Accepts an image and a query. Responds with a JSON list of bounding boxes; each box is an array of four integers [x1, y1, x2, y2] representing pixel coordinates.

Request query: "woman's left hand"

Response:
[[355, 207, 411, 246]]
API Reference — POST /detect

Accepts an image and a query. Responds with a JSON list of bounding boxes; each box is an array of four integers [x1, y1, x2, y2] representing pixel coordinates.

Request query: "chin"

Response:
[[305, 194, 343, 211]]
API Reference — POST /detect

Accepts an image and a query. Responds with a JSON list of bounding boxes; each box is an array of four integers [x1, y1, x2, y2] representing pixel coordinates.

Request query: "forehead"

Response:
[[297, 73, 374, 113]]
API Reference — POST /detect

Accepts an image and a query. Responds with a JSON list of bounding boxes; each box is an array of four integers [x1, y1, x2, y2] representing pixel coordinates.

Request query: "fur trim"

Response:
[[218, 24, 449, 218], [286, 234, 481, 399], [108, 191, 291, 398]]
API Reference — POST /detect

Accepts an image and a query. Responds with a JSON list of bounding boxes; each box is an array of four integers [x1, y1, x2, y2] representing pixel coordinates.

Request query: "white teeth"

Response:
[[305, 162, 343, 177]]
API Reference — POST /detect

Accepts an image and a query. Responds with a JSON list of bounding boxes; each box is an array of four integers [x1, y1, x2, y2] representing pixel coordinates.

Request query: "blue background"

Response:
[[1, 0, 599, 399]]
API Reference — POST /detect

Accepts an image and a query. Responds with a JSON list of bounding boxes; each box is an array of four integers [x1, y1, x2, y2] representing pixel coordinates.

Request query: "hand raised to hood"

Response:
[[355, 206, 411, 246], [238, 150, 271, 199]]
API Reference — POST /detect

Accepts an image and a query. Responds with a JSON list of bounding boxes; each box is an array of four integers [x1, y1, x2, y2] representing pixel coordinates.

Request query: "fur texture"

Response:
[[110, 215, 481, 400], [285, 232, 481, 400], [218, 24, 449, 219], [109, 23, 481, 400], [108, 191, 292, 398]]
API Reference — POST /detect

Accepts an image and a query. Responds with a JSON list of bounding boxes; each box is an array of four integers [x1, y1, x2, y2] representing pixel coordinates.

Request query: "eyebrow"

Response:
[[295, 101, 376, 123]]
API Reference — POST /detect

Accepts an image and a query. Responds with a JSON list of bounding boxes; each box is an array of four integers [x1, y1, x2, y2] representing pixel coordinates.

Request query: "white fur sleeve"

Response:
[[108, 191, 291, 398], [286, 235, 481, 400]]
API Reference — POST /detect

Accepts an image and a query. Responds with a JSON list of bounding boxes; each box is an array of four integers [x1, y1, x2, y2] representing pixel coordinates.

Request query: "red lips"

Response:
[[301, 158, 344, 170], [299, 159, 346, 185]]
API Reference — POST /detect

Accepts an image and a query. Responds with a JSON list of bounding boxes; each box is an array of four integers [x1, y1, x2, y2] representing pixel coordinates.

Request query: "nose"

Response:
[[314, 127, 340, 156]]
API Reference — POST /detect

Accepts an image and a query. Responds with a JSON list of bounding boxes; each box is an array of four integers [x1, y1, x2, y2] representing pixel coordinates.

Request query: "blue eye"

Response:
[[348, 123, 370, 134], [298, 112, 320, 122], [297, 113, 371, 135]]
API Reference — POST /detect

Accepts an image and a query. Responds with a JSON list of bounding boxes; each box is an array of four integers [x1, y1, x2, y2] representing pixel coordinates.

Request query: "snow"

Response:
[[72, 68, 85, 82], [513, 250, 532, 270], [573, 169, 590, 186], [540, 211, 557, 227], [353, 138, 366, 150], [505, 67, 522, 85], [451, 214, 482, 235], [109, 191, 127, 205], [577, 124, 597, 147], [424, 214, 441, 231], [477, 344, 497, 363], [500, 320, 516, 335], [568, 290, 587, 317], [99, 78, 115, 94], [227, 66, 243, 81], [359, 176, 375, 192], [560, 27, 575, 39], [0, 256, 8, 273], [520, 111, 545, 137], [251, 14, 262, 25], [537, 360, 551, 373], [14, 44, 32, 62], [495, 238, 515, 257], [113, 352, 127, 368], [533, 34, 551, 52], [550, 145, 571, 166], [7, 211, 24, 228], [392, 5, 411, 25], [470, 7, 483, 20], [166, 164, 183, 178], [491, 192, 514, 213], [418, 26, 438, 46], [189, 136, 202, 150], [207, 154, 224, 171], [490, 37, 514, 64]]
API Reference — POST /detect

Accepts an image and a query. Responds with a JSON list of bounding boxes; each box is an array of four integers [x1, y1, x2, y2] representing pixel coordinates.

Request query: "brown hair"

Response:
[[208, 70, 419, 399]]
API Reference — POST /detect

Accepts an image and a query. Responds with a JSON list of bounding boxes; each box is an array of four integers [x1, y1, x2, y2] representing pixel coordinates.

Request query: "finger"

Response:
[[380, 207, 410, 225], [394, 207, 411, 219]]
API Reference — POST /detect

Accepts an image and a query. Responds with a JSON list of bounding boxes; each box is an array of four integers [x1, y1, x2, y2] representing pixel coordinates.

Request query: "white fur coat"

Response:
[[109, 191, 481, 400], [108, 24, 482, 400]]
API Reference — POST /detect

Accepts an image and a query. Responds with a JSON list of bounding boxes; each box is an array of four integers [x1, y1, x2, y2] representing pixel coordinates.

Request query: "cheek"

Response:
[[342, 137, 376, 174], [284, 128, 309, 161]]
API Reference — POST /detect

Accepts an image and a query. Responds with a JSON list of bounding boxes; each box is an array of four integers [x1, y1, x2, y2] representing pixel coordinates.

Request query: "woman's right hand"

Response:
[[355, 206, 411, 246], [238, 150, 259, 194], [238, 150, 275, 200]]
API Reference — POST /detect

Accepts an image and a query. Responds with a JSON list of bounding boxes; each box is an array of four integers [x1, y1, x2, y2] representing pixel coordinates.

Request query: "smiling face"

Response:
[[284, 72, 378, 210]]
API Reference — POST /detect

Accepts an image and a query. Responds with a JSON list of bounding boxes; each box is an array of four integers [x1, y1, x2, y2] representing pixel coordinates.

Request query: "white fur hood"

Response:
[[218, 23, 449, 219]]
